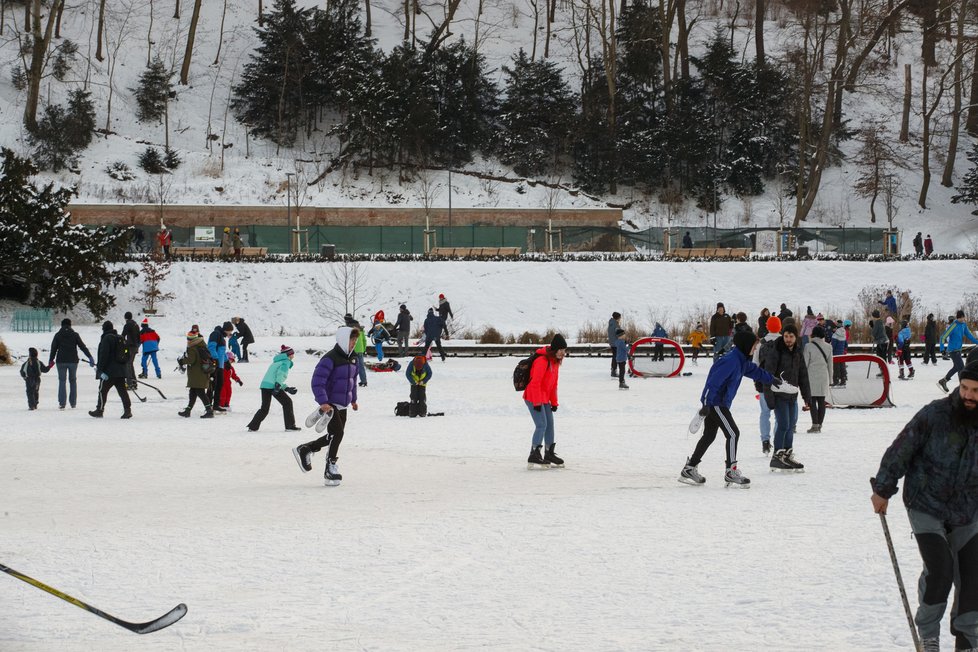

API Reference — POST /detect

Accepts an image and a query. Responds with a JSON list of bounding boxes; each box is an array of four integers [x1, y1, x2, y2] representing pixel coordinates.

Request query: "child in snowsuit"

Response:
[[246, 345, 299, 431], [370, 321, 391, 361], [651, 322, 668, 361], [614, 328, 630, 389], [219, 352, 244, 409], [688, 324, 708, 363], [20, 347, 49, 410], [138, 319, 162, 379], [406, 355, 433, 417], [293, 326, 360, 486], [897, 321, 915, 380]]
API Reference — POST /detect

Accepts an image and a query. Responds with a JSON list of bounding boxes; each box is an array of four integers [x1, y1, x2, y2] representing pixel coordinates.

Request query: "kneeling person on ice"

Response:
[[680, 331, 780, 487], [406, 355, 432, 417], [293, 326, 360, 486], [525, 334, 568, 469]]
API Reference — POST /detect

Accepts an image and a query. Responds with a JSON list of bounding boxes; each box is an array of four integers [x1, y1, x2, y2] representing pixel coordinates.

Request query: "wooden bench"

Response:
[[171, 246, 268, 258], [666, 247, 751, 259], [429, 246, 521, 258]]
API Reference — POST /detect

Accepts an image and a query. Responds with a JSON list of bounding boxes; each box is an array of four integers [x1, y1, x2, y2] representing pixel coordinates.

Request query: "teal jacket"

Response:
[[259, 352, 293, 389]]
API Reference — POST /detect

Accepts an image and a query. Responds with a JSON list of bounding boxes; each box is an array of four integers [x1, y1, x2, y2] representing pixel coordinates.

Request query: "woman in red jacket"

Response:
[[524, 334, 568, 469]]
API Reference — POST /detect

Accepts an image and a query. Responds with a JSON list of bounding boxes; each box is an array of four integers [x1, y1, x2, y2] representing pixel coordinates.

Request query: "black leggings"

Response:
[[303, 407, 348, 461], [617, 361, 626, 382], [809, 396, 826, 426], [246, 388, 296, 430], [689, 406, 740, 468]]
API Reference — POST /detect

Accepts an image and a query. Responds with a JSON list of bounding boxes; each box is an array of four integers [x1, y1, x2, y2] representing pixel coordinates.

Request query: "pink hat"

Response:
[[280, 344, 295, 356]]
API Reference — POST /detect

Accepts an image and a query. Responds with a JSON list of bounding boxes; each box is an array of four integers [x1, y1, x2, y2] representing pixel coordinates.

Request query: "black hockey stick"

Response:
[[130, 388, 148, 403], [137, 380, 167, 400], [0, 562, 187, 635], [871, 479, 922, 652]]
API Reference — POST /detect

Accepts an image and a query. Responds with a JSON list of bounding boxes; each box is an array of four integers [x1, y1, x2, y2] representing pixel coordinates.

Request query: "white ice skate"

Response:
[[688, 409, 706, 434], [314, 409, 334, 433]]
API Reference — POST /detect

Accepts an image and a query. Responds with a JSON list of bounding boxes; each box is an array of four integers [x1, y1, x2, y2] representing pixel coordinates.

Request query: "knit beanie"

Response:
[[550, 333, 568, 351], [765, 316, 782, 335], [782, 323, 799, 337], [187, 331, 201, 341], [733, 331, 757, 357], [280, 345, 295, 356], [959, 362, 978, 383], [102, 321, 114, 333]]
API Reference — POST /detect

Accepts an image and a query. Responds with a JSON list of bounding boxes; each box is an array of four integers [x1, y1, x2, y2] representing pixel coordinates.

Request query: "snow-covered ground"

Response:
[[1, 259, 975, 650]]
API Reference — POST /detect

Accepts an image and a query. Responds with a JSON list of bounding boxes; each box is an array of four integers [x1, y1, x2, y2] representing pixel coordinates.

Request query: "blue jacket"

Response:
[[700, 347, 774, 409], [831, 328, 847, 356], [207, 326, 228, 369], [614, 338, 629, 363], [896, 326, 912, 348], [423, 310, 444, 339], [652, 323, 667, 338], [880, 295, 897, 315], [406, 361, 433, 385], [941, 320, 978, 352]]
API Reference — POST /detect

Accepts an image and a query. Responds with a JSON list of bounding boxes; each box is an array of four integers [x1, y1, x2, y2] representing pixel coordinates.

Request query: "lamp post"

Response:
[[286, 172, 294, 255]]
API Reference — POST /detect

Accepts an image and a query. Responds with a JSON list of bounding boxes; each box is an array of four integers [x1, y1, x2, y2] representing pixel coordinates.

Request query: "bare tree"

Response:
[[22, 0, 65, 131], [173, 0, 179, 19], [95, 0, 105, 61], [312, 261, 378, 326], [212, 0, 228, 65], [941, 0, 970, 188], [103, 0, 137, 133], [179, 0, 202, 84], [853, 123, 906, 223], [147, 0, 154, 66], [423, 0, 463, 57]]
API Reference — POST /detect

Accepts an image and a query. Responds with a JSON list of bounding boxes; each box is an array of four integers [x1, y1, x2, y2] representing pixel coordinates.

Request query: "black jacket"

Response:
[[437, 299, 453, 322], [760, 337, 811, 405], [96, 331, 127, 379], [236, 319, 255, 344], [423, 311, 444, 339], [122, 319, 140, 349], [20, 357, 50, 381], [925, 318, 938, 346], [395, 310, 413, 335], [874, 389, 978, 526], [49, 326, 93, 365]]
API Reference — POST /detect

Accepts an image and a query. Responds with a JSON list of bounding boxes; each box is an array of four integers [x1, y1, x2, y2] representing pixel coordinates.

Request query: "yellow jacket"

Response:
[[688, 329, 708, 348]]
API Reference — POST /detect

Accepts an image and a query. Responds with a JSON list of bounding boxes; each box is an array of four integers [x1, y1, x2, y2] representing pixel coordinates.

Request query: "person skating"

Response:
[[651, 322, 668, 361], [679, 331, 778, 488], [178, 331, 214, 418], [20, 347, 50, 410], [138, 319, 162, 379], [800, 307, 818, 346], [607, 312, 622, 377], [924, 313, 939, 365], [870, 310, 888, 360], [896, 320, 915, 380], [803, 325, 833, 433], [939, 311, 978, 393], [395, 304, 413, 357], [406, 355, 432, 417], [753, 315, 782, 455], [613, 328, 630, 389], [293, 327, 360, 486], [231, 317, 254, 362], [760, 323, 811, 471], [523, 334, 568, 469], [830, 320, 849, 387], [219, 352, 244, 410], [871, 363, 978, 652], [246, 345, 300, 432], [422, 308, 447, 362], [121, 311, 141, 390], [90, 321, 133, 419], [436, 293, 453, 338], [687, 323, 708, 364], [878, 290, 898, 318], [47, 318, 95, 409]]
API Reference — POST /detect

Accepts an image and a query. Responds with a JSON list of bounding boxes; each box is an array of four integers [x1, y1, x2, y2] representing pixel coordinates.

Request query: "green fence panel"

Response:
[[12, 308, 53, 333]]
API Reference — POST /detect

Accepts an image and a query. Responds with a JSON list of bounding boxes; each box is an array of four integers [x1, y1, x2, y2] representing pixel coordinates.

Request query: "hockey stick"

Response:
[[0, 562, 187, 635], [137, 380, 167, 400], [871, 479, 923, 652], [130, 388, 148, 403]]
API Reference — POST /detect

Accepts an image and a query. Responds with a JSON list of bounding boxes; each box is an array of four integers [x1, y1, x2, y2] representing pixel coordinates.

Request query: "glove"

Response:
[[533, 405, 542, 412], [236, 379, 243, 386], [99, 372, 108, 381], [87, 359, 95, 367], [284, 386, 297, 395], [698, 405, 708, 417], [550, 406, 557, 412]]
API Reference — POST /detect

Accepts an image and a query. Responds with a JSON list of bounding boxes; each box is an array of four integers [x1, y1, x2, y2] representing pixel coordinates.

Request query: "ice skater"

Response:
[[246, 345, 299, 432]]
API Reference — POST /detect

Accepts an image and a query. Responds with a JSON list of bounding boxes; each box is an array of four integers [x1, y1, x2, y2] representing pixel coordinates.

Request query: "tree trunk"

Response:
[[544, 0, 556, 58], [755, 0, 764, 67], [96, 0, 106, 62], [900, 64, 910, 142], [658, 0, 673, 114], [364, 0, 371, 36], [258, 0, 263, 27], [179, 0, 202, 84], [24, 0, 62, 131], [968, 39, 978, 136], [921, 0, 937, 66], [940, 0, 966, 188], [213, 0, 228, 65], [677, 0, 689, 80], [147, 0, 154, 66], [173, 0, 179, 19], [423, 0, 462, 58], [919, 64, 930, 208], [24, 0, 29, 32], [54, 0, 65, 38], [531, 0, 539, 59], [403, 0, 410, 41]]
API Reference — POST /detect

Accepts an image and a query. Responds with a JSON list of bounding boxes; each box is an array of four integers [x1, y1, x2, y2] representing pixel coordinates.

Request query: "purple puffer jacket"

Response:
[[311, 328, 358, 407]]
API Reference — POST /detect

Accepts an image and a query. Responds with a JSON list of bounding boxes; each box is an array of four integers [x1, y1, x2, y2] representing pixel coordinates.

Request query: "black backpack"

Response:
[[395, 401, 411, 416], [113, 334, 129, 365], [513, 352, 542, 391]]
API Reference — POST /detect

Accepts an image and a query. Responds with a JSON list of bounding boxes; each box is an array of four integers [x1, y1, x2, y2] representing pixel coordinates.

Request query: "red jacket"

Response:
[[157, 230, 172, 247], [522, 346, 560, 407]]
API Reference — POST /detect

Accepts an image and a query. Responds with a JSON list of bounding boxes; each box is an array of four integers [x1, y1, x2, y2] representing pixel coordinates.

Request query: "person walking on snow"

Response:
[[437, 294, 453, 338], [607, 312, 622, 376], [219, 352, 243, 410], [524, 334, 568, 469], [680, 331, 779, 487], [939, 310, 978, 393], [48, 318, 94, 410], [90, 321, 132, 419], [246, 345, 300, 432], [292, 326, 360, 486], [20, 347, 49, 410], [871, 362, 978, 652], [913, 231, 924, 256], [896, 320, 915, 380], [803, 325, 833, 433], [406, 355, 433, 417], [614, 328, 630, 389], [178, 331, 215, 418], [231, 317, 255, 362], [924, 234, 934, 256], [138, 319, 162, 379], [422, 308, 447, 362]]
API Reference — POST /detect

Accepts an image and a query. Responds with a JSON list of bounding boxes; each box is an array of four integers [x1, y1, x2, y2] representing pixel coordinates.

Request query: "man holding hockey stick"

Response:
[[871, 362, 978, 652], [679, 331, 781, 487]]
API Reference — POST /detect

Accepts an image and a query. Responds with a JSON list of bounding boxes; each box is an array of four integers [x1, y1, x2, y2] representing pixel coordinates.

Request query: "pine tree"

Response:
[[496, 49, 576, 177], [0, 148, 134, 319], [132, 57, 175, 123], [28, 89, 96, 172], [952, 141, 978, 207], [139, 147, 167, 174]]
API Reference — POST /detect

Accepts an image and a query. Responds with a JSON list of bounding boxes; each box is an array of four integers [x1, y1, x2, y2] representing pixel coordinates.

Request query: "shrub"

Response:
[[29, 89, 96, 172], [105, 161, 136, 181], [0, 339, 11, 365], [516, 330, 543, 344], [478, 326, 504, 344], [857, 285, 916, 320]]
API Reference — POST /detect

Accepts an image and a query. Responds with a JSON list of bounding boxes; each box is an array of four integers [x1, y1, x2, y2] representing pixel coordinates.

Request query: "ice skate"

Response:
[[784, 448, 805, 472], [314, 409, 334, 433], [724, 466, 750, 488], [619, 381, 629, 390], [938, 378, 949, 393], [544, 444, 564, 468], [678, 458, 705, 485], [293, 445, 313, 473], [527, 445, 550, 469], [304, 407, 325, 428], [762, 440, 772, 455], [324, 459, 342, 486], [770, 450, 794, 472]]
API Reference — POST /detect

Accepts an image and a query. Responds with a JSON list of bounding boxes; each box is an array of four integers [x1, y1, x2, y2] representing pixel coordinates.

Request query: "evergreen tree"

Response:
[[952, 141, 978, 207], [333, 47, 394, 170], [496, 49, 576, 177], [232, 0, 315, 145], [28, 89, 96, 172], [573, 60, 617, 193], [132, 57, 175, 123], [139, 147, 167, 174], [0, 149, 134, 319], [306, 0, 376, 115]]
